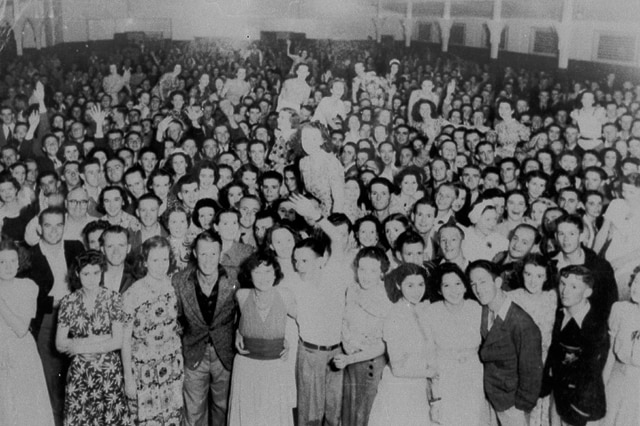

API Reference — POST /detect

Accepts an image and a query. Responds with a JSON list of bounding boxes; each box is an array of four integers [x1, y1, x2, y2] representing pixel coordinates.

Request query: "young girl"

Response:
[[602, 267, 640, 426], [162, 205, 191, 271], [390, 167, 425, 216], [195, 161, 219, 201], [368, 263, 435, 426], [56, 251, 131, 425], [298, 122, 345, 215], [496, 190, 530, 239], [230, 252, 297, 426]]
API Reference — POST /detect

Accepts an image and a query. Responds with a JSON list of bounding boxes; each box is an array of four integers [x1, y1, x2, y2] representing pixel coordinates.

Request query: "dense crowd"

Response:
[[0, 37, 640, 426]]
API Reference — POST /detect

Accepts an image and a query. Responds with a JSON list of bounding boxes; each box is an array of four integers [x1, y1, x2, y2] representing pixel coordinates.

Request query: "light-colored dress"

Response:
[[495, 119, 530, 159], [604, 199, 640, 300], [602, 301, 640, 426], [368, 301, 432, 426], [123, 278, 184, 426], [427, 299, 485, 426], [462, 227, 509, 262], [0, 278, 55, 426], [228, 288, 294, 426], [509, 289, 557, 426], [299, 151, 345, 216]]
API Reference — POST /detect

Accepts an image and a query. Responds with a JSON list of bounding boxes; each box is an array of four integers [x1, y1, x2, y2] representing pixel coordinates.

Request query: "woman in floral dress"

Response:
[[122, 236, 184, 426], [56, 250, 131, 426]]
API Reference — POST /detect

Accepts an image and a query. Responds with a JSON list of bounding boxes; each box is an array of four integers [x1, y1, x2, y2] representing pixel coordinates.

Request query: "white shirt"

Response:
[[489, 296, 513, 330], [40, 241, 69, 303], [553, 248, 586, 270]]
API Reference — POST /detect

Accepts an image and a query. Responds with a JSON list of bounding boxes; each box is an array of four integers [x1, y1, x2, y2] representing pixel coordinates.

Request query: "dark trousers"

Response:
[[341, 355, 385, 426], [36, 310, 68, 426]]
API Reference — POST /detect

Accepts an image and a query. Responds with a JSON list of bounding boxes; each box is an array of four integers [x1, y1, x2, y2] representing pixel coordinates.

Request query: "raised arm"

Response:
[[289, 193, 346, 255]]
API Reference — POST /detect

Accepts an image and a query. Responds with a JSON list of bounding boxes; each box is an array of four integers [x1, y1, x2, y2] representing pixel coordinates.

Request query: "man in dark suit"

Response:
[[544, 265, 609, 426], [28, 206, 86, 426], [0, 105, 15, 148], [100, 225, 136, 293], [468, 259, 543, 426], [172, 230, 238, 426]]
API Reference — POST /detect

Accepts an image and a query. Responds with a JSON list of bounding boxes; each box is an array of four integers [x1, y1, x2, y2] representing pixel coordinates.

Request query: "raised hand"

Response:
[[88, 105, 106, 126], [28, 110, 40, 128], [289, 194, 321, 222]]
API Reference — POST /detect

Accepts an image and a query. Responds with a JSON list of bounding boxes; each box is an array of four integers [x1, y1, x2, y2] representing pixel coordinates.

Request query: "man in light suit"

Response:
[[172, 230, 238, 426], [468, 259, 543, 426]]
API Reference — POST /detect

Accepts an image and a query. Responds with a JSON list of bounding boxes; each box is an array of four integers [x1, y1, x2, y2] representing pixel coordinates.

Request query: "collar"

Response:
[[563, 301, 591, 329], [494, 295, 512, 321], [554, 247, 586, 270]]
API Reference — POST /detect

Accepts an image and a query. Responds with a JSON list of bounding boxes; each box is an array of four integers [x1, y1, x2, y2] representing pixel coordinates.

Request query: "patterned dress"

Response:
[[58, 287, 131, 426], [123, 278, 184, 426], [299, 151, 345, 216]]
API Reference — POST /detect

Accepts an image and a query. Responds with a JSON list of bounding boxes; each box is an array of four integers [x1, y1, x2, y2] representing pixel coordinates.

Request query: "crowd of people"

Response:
[[0, 36, 639, 426]]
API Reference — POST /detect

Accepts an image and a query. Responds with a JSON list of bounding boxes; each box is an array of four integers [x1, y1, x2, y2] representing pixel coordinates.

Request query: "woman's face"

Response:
[[348, 116, 360, 132], [527, 177, 547, 199], [10, 166, 26, 185], [199, 168, 216, 188], [197, 207, 215, 230], [182, 140, 198, 158], [498, 102, 513, 120], [419, 103, 432, 120], [357, 257, 383, 290], [241, 171, 257, 190], [0, 249, 19, 281], [103, 189, 124, 217], [284, 171, 298, 192], [385, 220, 407, 248], [506, 194, 526, 220], [400, 274, 426, 305], [217, 169, 233, 189], [523, 263, 546, 295], [0, 182, 17, 203], [227, 186, 244, 207], [400, 175, 419, 196], [604, 151, 617, 168], [344, 180, 361, 202], [379, 144, 395, 165], [358, 221, 379, 247], [146, 246, 170, 280], [79, 263, 102, 291], [152, 175, 171, 199], [440, 272, 466, 306], [270, 228, 296, 259], [477, 208, 498, 232], [251, 263, 276, 292], [168, 211, 188, 238], [452, 188, 467, 212], [400, 148, 414, 167], [172, 155, 187, 176]]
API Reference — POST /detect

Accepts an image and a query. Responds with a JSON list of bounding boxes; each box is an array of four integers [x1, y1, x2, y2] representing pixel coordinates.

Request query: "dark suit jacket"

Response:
[[480, 301, 543, 413], [118, 268, 137, 294], [172, 264, 238, 371], [28, 240, 85, 337], [543, 307, 609, 425]]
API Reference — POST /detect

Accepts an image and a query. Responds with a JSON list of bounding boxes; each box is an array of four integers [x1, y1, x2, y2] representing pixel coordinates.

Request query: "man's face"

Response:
[[238, 198, 260, 228], [370, 183, 391, 211], [249, 143, 266, 166], [584, 194, 603, 218], [556, 222, 581, 256], [500, 162, 518, 184], [125, 171, 146, 199], [41, 213, 64, 245], [439, 228, 462, 261], [105, 160, 124, 184], [254, 217, 274, 245], [137, 199, 160, 227], [508, 227, 536, 260], [202, 139, 218, 159], [1, 149, 17, 167], [215, 126, 230, 145], [0, 108, 13, 125], [461, 167, 481, 191], [195, 239, 221, 276], [583, 171, 603, 191], [63, 164, 81, 188], [470, 267, 499, 306], [102, 232, 130, 267], [558, 191, 579, 214], [261, 178, 281, 203], [107, 133, 124, 151], [66, 189, 89, 220], [477, 144, 494, 166], [178, 182, 199, 210], [559, 274, 592, 309], [400, 242, 424, 265], [39, 175, 59, 196]]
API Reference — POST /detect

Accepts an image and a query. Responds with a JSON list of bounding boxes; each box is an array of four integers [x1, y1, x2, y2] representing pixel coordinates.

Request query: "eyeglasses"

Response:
[[68, 200, 89, 206]]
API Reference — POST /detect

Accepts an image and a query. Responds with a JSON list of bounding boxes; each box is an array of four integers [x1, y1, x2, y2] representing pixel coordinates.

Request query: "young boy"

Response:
[[545, 265, 609, 426]]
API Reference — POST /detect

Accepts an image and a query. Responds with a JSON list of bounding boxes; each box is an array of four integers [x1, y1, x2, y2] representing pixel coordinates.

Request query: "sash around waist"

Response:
[[243, 337, 284, 360]]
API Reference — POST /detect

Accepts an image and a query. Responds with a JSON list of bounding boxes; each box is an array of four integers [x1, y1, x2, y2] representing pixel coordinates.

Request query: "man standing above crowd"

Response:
[[278, 63, 311, 113]]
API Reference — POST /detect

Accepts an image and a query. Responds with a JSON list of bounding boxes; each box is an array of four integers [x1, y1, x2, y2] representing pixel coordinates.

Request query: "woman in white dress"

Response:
[[427, 262, 486, 426], [368, 263, 436, 426], [0, 240, 54, 426], [594, 172, 640, 300], [462, 199, 508, 262], [509, 253, 558, 426], [602, 266, 640, 426]]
